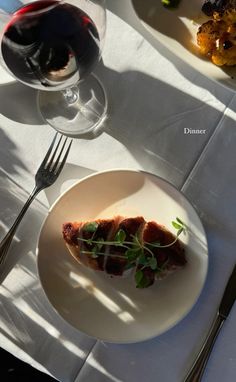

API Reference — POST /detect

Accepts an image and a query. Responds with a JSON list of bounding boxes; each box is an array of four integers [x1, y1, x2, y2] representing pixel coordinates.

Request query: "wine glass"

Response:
[[0, 0, 107, 137]]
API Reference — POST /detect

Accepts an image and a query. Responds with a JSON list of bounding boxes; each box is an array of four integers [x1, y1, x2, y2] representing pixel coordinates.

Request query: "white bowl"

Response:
[[37, 169, 208, 343]]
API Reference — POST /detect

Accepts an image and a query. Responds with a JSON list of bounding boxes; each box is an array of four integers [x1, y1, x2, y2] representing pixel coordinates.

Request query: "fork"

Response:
[[0, 133, 72, 265]]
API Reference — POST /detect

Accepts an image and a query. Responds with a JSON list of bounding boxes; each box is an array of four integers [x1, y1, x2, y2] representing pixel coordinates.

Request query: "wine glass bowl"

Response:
[[0, 0, 107, 136]]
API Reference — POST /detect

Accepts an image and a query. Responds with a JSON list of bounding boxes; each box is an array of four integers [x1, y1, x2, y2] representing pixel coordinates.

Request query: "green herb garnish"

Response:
[[83, 221, 99, 233], [161, 0, 181, 8], [78, 217, 186, 288]]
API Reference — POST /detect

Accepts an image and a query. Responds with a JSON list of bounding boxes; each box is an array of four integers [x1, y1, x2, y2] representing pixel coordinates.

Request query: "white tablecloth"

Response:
[[0, 1, 236, 381]]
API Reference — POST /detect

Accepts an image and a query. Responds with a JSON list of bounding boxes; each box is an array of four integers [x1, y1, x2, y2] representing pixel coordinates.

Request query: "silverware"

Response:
[[0, 133, 72, 265], [184, 264, 236, 382]]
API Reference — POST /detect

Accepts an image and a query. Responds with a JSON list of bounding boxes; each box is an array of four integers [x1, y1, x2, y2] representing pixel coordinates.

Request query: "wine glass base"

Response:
[[38, 74, 108, 137]]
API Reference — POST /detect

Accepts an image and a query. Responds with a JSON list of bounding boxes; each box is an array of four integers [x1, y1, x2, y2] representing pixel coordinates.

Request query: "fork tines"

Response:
[[40, 133, 72, 175]]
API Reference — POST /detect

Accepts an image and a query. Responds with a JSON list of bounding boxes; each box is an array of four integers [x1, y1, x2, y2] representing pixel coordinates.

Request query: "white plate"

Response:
[[132, 0, 236, 91], [37, 169, 208, 343]]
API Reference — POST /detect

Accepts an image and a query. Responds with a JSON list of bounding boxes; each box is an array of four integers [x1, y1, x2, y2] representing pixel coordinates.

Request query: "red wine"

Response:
[[1, 1, 100, 90]]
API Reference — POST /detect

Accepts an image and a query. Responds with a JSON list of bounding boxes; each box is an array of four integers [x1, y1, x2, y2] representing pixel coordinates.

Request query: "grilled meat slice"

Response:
[[63, 218, 115, 271], [105, 216, 145, 276], [63, 221, 81, 246], [62, 216, 186, 288], [142, 221, 186, 283]]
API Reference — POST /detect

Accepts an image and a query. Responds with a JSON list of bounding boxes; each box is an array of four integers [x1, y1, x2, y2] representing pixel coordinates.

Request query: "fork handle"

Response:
[[0, 186, 40, 265], [184, 313, 225, 382]]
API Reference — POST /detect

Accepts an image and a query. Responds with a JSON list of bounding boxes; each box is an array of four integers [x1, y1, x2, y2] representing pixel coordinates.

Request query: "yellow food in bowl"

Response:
[[197, 8, 236, 66]]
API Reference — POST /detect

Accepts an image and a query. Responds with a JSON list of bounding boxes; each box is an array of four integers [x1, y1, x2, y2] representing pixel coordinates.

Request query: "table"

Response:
[[0, 1, 236, 381]]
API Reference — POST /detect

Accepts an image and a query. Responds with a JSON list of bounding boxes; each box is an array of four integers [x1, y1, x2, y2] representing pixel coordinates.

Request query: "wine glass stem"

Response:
[[63, 87, 78, 104]]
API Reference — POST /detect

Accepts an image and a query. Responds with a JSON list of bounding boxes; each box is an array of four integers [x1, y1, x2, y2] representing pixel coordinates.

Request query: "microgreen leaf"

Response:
[[125, 248, 141, 262], [172, 221, 182, 230], [149, 257, 157, 270], [138, 253, 148, 265], [161, 0, 181, 8], [176, 217, 184, 226], [114, 229, 126, 244], [135, 270, 151, 288], [83, 222, 98, 233], [176, 217, 187, 235], [131, 233, 141, 247], [135, 270, 144, 285], [177, 228, 183, 236]]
